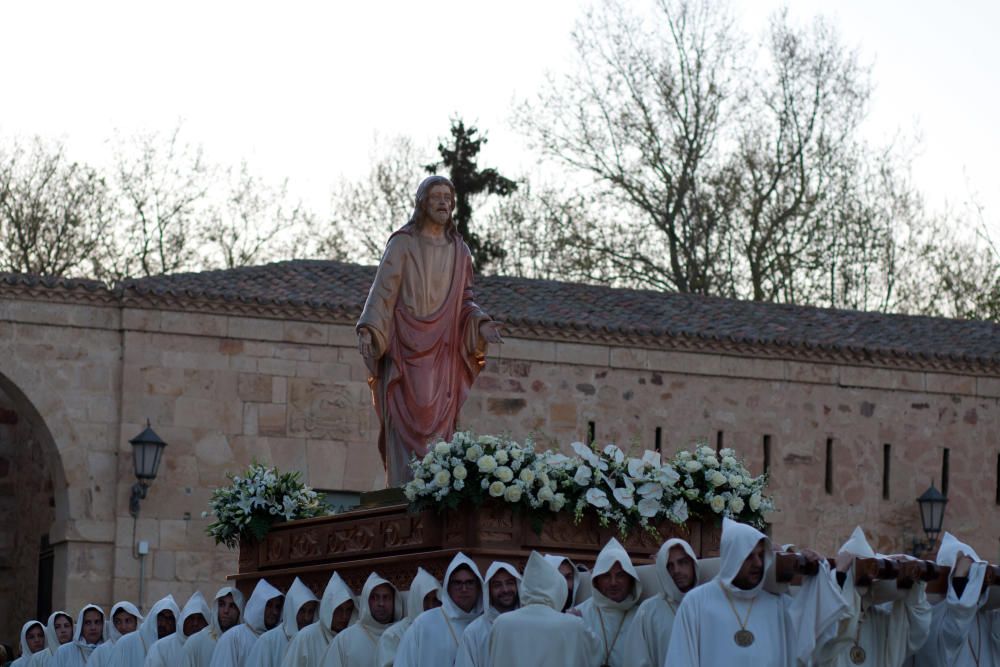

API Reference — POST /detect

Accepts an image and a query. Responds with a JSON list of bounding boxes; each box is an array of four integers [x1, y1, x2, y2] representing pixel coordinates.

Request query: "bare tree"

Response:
[[0, 137, 113, 277]]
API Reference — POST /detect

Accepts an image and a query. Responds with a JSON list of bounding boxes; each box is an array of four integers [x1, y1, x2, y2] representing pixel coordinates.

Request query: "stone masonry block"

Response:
[[500, 338, 556, 363], [555, 342, 609, 367], [284, 322, 327, 345], [160, 311, 228, 337], [609, 346, 648, 370], [258, 404, 288, 436], [647, 350, 722, 376], [228, 317, 285, 342], [924, 373, 976, 396], [977, 377, 1000, 398]]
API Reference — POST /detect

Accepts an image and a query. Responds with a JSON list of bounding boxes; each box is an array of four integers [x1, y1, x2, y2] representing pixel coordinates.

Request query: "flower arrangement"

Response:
[[204, 463, 326, 548], [404, 431, 773, 536]]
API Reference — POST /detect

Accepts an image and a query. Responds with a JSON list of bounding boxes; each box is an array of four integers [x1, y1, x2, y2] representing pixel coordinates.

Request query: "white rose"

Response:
[[453, 465, 468, 481], [434, 470, 451, 487], [511, 447, 524, 460], [430, 463, 442, 474], [749, 493, 762, 511], [710, 471, 727, 487], [574, 465, 593, 486], [404, 486, 417, 501], [465, 444, 484, 462], [586, 488, 610, 508], [684, 488, 699, 500], [710, 495, 726, 513], [504, 485, 523, 503], [722, 456, 738, 467], [495, 450, 509, 465], [537, 472, 550, 486], [478, 455, 497, 474], [538, 486, 555, 502], [496, 466, 514, 483], [677, 450, 692, 461], [412, 478, 426, 490], [434, 441, 452, 456], [519, 469, 535, 484], [729, 497, 745, 514], [422, 453, 434, 465], [684, 460, 702, 473], [550, 494, 566, 512], [704, 455, 720, 468], [489, 481, 506, 497], [697, 446, 714, 457]]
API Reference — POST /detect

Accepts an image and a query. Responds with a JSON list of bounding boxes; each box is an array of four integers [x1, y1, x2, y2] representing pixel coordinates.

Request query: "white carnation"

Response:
[[495, 450, 509, 465], [489, 481, 506, 497]]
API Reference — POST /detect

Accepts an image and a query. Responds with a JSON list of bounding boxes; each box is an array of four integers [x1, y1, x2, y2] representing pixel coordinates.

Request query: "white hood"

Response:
[[42, 611, 72, 656], [209, 586, 245, 638], [590, 537, 643, 611], [838, 526, 877, 558], [243, 578, 284, 636], [522, 551, 569, 610], [483, 561, 522, 615], [106, 601, 142, 643], [404, 568, 442, 622], [653, 538, 699, 602], [18, 620, 44, 658], [281, 577, 318, 640], [178, 592, 211, 644], [717, 517, 772, 599], [542, 554, 587, 606], [358, 571, 404, 637], [937, 531, 982, 566], [140, 595, 179, 649], [318, 572, 358, 641], [73, 604, 106, 646], [442, 552, 485, 621]]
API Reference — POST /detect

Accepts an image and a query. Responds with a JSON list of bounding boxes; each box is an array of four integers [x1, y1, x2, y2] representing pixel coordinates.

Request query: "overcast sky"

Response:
[[2, 0, 997, 241]]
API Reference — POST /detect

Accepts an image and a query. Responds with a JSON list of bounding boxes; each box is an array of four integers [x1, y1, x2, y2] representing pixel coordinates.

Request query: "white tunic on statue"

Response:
[[86, 602, 142, 667], [621, 538, 700, 667], [182, 587, 246, 667], [281, 573, 357, 667], [29, 610, 73, 667], [108, 596, 178, 667], [12, 620, 46, 667], [814, 526, 931, 667], [53, 605, 108, 667], [487, 551, 602, 667], [247, 578, 317, 667], [666, 517, 850, 667], [914, 532, 1000, 667], [573, 537, 642, 667], [394, 552, 484, 667], [454, 561, 522, 667], [374, 568, 441, 667], [322, 572, 403, 667], [210, 579, 284, 667], [145, 592, 211, 667]]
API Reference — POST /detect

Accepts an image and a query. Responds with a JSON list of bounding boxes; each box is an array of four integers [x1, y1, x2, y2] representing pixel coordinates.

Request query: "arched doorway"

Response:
[[0, 376, 61, 644]]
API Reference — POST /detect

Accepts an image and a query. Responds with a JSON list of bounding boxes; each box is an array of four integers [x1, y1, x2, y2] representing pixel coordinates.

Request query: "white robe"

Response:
[[815, 527, 931, 667], [914, 532, 999, 667], [145, 592, 211, 667], [12, 620, 46, 667], [53, 605, 108, 667], [87, 602, 142, 667], [181, 587, 246, 667], [666, 517, 850, 667], [29, 611, 74, 667], [210, 579, 284, 667], [455, 562, 522, 667], [281, 573, 358, 667], [322, 572, 403, 667], [108, 596, 179, 667], [374, 569, 441, 667], [395, 552, 485, 667], [574, 537, 642, 667], [488, 551, 602, 667], [247, 578, 317, 667], [621, 537, 700, 667]]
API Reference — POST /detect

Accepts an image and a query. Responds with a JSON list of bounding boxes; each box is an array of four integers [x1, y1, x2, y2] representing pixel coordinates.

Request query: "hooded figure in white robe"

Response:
[[53, 605, 107, 667], [375, 569, 441, 667], [455, 561, 521, 667], [542, 555, 587, 610], [914, 532, 998, 667], [182, 587, 246, 667], [281, 573, 357, 667], [573, 537, 643, 667], [86, 602, 142, 667], [210, 579, 284, 667], [322, 572, 403, 667], [108, 595, 179, 667], [814, 526, 931, 667], [488, 551, 602, 667], [12, 620, 46, 667], [621, 537, 700, 667], [666, 517, 850, 667], [29, 611, 74, 667], [395, 552, 484, 667], [247, 578, 317, 667], [145, 592, 211, 667]]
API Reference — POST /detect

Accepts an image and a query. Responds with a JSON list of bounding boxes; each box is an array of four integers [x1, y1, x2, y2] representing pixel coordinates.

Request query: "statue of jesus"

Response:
[[356, 175, 503, 486]]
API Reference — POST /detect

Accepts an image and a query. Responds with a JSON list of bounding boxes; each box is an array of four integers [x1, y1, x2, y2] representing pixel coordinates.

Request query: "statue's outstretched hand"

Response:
[[358, 328, 374, 359], [479, 320, 504, 344]]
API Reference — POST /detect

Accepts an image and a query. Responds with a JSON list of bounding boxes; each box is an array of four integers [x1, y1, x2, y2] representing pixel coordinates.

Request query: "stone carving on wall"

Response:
[[287, 379, 357, 439]]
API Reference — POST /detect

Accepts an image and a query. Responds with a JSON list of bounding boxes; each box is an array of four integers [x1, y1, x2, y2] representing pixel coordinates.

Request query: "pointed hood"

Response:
[[717, 518, 772, 599], [838, 526, 877, 558], [244, 578, 284, 636], [543, 554, 587, 606], [318, 572, 358, 642], [404, 568, 442, 622], [106, 602, 142, 643], [281, 577, 319, 640], [178, 592, 211, 644], [653, 538, 699, 602], [522, 551, 568, 610], [937, 531, 982, 567], [140, 595, 180, 650], [18, 620, 45, 658], [42, 611, 73, 656], [358, 571, 404, 638], [209, 586, 245, 638], [73, 604, 106, 646], [590, 537, 643, 611], [442, 552, 485, 621], [483, 561, 522, 617]]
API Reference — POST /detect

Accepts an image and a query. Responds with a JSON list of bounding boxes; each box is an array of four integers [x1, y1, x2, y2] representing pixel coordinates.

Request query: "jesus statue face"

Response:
[[423, 184, 455, 229], [733, 539, 767, 590]]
